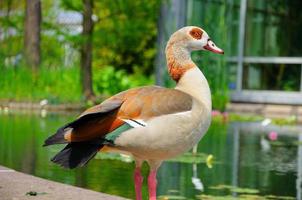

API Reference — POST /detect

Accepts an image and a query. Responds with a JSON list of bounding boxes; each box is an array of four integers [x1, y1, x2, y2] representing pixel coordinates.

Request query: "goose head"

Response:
[[165, 26, 224, 82], [166, 26, 224, 54]]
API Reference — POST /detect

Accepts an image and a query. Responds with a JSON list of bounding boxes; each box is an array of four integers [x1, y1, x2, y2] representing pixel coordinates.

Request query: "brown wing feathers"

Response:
[[44, 86, 192, 146], [44, 86, 192, 169], [117, 86, 192, 119], [43, 99, 124, 146]]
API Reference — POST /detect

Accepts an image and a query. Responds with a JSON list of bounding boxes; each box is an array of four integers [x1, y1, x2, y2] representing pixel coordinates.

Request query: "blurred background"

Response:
[[0, 0, 302, 199], [1, 0, 302, 109]]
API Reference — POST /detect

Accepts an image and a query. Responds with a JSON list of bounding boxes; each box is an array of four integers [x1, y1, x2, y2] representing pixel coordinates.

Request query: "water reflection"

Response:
[[0, 112, 301, 199]]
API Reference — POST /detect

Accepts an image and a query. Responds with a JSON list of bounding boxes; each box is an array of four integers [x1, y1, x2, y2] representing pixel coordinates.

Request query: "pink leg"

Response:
[[148, 170, 157, 200], [134, 167, 143, 200]]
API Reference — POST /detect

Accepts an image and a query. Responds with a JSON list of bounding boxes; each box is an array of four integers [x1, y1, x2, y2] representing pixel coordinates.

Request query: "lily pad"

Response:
[[209, 184, 259, 194], [167, 152, 210, 164], [158, 195, 189, 200], [232, 188, 259, 194], [196, 194, 238, 200], [95, 152, 133, 163], [197, 194, 294, 200], [265, 195, 295, 200]]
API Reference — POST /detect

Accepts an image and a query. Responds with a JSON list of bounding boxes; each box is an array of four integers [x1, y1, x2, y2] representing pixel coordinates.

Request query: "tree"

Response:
[[80, 0, 94, 100], [93, 0, 160, 75], [24, 0, 41, 72]]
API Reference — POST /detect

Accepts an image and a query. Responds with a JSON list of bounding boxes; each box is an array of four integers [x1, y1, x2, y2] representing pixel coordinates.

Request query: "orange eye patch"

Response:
[[189, 28, 203, 40]]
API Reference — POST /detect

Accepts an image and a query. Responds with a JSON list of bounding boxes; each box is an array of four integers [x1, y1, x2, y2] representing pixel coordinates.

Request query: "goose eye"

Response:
[[189, 28, 203, 40]]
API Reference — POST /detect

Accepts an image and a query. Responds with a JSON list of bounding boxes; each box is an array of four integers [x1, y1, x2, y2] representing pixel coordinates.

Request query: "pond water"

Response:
[[0, 111, 301, 200]]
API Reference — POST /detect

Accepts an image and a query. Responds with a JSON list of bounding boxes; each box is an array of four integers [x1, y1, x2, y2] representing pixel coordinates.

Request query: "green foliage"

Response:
[[60, 0, 83, 11], [59, 0, 160, 75], [92, 0, 160, 74], [0, 2, 24, 64], [189, 0, 229, 111], [211, 90, 229, 112], [93, 66, 153, 97], [0, 0, 159, 103]]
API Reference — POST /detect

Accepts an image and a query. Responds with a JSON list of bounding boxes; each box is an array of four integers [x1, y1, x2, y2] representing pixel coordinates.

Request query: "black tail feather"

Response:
[[43, 127, 69, 147], [44, 100, 123, 168], [43, 101, 122, 147], [51, 141, 103, 169]]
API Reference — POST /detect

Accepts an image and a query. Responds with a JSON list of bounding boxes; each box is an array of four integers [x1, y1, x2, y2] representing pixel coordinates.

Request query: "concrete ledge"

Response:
[[0, 166, 127, 200], [231, 91, 302, 105], [0, 101, 84, 112], [227, 103, 302, 123]]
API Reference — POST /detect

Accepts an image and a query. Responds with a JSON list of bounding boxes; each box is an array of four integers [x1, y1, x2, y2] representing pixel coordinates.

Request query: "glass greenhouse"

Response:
[[156, 0, 302, 105]]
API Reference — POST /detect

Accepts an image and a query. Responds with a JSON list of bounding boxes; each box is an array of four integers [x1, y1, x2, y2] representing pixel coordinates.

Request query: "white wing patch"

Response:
[[122, 111, 190, 128], [172, 111, 191, 116], [122, 119, 147, 128]]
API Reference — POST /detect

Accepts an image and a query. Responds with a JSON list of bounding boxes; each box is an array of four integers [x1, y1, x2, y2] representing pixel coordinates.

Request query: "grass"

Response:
[[0, 65, 153, 104], [0, 65, 82, 103]]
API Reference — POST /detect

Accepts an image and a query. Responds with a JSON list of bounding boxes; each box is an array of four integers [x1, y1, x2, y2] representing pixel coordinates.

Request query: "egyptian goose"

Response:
[[44, 26, 223, 200]]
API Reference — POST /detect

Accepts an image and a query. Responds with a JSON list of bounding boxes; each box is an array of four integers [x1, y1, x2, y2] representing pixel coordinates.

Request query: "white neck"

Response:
[[175, 67, 212, 111]]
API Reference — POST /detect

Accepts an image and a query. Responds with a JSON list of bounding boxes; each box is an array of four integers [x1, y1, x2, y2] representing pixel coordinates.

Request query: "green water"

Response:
[[0, 111, 300, 199]]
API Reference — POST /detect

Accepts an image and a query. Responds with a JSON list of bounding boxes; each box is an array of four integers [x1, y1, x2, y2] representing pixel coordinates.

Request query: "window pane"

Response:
[[227, 63, 238, 90], [188, 0, 240, 56], [245, 0, 302, 56], [228, 4, 240, 56], [242, 63, 301, 91]]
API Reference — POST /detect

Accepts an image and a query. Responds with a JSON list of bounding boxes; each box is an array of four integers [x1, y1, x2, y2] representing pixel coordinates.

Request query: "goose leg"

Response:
[[147, 160, 162, 200], [147, 169, 157, 200], [134, 159, 143, 200]]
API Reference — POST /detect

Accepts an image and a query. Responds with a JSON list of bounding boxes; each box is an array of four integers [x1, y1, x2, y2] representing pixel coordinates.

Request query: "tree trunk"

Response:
[[24, 0, 41, 72], [80, 0, 94, 101]]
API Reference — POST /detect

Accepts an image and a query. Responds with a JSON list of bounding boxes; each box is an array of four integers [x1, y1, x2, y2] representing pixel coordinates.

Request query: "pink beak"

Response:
[[203, 39, 224, 54]]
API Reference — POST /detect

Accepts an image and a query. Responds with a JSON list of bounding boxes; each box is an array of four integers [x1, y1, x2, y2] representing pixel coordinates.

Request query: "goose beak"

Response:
[[203, 39, 224, 54]]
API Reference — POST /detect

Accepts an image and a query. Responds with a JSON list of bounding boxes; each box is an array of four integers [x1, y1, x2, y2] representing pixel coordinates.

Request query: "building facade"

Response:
[[155, 0, 302, 105]]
